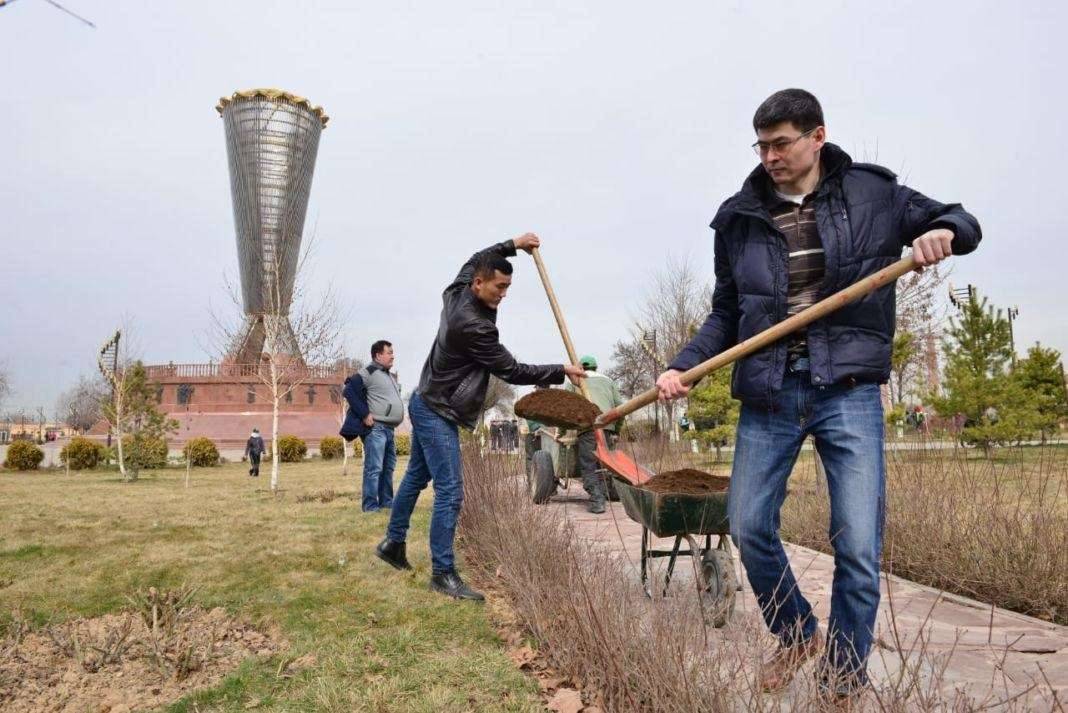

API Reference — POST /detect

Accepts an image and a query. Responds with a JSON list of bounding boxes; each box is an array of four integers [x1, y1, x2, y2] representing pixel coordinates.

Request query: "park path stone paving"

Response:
[[546, 479, 1067, 710]]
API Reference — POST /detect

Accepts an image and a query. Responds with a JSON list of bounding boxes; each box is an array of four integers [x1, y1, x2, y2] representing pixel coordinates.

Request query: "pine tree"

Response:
[[933, 295, 1039, 455], [685, 368, 739, 462], [1014, 344, 1068, 442], [102, 361, 178, 482]]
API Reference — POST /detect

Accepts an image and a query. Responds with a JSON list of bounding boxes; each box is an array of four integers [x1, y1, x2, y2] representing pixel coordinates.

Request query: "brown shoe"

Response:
[[760, 630, 824, 692], [817, 686, 865, 712]]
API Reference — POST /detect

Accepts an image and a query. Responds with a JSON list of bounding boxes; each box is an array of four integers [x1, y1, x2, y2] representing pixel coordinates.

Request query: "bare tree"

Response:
[[213, 244, 343, 492], [0, 367, 10, 411], [4, 408, 29, 440], [97, 330, 129, 477], [56, 374, 107, 433], [891, 265, 949, 404], [625, 256, 713, 439], [605, 339, 654, 399]]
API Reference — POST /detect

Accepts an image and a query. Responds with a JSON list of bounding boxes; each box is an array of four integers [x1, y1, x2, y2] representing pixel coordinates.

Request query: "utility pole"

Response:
[[1006, 306, 1020, 368], [947, 282, 975, 311]]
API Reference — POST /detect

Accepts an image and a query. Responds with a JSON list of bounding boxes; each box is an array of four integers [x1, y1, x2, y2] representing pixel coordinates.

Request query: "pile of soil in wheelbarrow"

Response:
[[514, 388, 601, 429], [641, 469, 731, 496]]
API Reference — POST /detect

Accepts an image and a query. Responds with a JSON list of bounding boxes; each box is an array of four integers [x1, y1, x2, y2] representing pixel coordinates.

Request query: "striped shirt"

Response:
[[768, 190, 825, 358]]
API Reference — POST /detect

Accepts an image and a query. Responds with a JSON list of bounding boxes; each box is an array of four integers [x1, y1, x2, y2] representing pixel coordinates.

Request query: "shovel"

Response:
[[530, 248, 658, 485], [596, 255, 920, 433]]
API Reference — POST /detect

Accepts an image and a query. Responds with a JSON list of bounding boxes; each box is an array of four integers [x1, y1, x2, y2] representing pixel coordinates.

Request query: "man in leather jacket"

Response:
[[375, 232, 585, 601]]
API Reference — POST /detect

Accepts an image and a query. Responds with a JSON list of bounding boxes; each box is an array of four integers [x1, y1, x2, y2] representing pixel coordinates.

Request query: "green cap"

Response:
[[579, 355, 597, 369]]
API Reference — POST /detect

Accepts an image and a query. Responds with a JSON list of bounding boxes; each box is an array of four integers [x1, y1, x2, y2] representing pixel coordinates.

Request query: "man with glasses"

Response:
[[656, 89, 981, 703]]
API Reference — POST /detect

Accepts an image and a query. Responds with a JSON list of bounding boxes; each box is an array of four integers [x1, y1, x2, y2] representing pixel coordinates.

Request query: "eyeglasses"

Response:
[[751, 127, 819, 157]]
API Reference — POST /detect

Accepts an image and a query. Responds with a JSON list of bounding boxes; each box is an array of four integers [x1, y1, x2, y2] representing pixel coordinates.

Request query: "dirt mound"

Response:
[[641, 469, 730, 496], [0, 606, 282, 713], [514, 389, 601, 430]]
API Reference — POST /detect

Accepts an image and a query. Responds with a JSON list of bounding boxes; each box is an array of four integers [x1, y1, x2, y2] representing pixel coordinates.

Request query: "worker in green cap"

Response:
[[566, 355, 625, 513]]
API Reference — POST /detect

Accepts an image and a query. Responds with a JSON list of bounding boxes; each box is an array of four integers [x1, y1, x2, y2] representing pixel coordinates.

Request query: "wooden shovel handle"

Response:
[[530, 247, 594, 402], [597, 255, 918, 426]]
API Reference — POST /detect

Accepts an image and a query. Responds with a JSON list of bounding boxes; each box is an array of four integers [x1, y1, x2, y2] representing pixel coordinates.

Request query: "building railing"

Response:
[[144, 363, 348, 380]]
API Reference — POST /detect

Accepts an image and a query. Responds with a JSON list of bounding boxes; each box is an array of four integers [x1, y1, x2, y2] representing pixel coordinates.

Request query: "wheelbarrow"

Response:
[[525, 425, 621, 505], [614, 477, 736, 627]]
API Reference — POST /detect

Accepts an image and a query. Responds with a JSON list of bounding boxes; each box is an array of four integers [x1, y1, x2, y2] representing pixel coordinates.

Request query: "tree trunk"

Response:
[[114, 423, 127, 479], [271, 396, 280, 492]]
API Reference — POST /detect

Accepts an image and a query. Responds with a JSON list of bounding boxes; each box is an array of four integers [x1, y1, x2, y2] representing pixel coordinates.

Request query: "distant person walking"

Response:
[[340, 340, 405, 512], [244, 428, 265, 477]]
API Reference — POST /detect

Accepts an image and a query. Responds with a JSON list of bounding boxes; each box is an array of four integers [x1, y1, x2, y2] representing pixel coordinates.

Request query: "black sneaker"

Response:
[[588, 495, 606, 514], [429, 571, 484, 601], [375, 538, 412, 571]]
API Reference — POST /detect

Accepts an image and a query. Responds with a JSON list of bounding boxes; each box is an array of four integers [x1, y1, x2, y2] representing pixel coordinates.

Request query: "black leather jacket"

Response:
[[417, 240, 565, 429]]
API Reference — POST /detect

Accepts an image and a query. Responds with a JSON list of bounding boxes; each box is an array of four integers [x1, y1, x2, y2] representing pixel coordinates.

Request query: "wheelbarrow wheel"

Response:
[[529, 450, 556, 504], [698, 548, 737, 628]]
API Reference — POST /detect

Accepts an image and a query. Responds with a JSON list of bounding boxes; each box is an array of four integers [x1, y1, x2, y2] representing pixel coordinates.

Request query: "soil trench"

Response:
[[641, 469, 731, 496], [514, 389, 601, 430]]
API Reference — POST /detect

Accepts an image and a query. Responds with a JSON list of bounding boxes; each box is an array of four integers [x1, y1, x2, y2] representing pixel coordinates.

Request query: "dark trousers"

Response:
[[576, 431, 617, 499], [249, 452, 261, 477]]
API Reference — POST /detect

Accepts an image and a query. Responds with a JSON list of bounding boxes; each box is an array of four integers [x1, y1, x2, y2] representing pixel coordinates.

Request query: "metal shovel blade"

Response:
[[594, 430, 653, 486]]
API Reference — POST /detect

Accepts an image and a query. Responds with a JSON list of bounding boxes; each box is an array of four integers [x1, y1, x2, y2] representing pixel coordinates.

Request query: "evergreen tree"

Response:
[[685, 368, 739, 462], [102, 361, 178, 482], [1014, 344, 1068, 442], [933, 295, 1039, 455]]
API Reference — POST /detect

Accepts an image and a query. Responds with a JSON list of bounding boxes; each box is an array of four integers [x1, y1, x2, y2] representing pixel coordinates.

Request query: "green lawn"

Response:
[[0, 460, 541, 712]]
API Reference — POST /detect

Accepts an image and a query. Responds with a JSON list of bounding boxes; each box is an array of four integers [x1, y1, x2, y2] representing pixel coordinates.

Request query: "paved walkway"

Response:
[[547, 480, 1067, 710]]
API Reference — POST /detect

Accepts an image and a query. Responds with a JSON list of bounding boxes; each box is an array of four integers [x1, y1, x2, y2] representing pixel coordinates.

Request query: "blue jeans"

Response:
[[385, 393, 464, 575], [728, 364, 885, 688], [360, 423, 396, 511]]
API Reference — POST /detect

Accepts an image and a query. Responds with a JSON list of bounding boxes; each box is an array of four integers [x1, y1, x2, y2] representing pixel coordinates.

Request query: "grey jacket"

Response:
[[358, 363, 404, 427]]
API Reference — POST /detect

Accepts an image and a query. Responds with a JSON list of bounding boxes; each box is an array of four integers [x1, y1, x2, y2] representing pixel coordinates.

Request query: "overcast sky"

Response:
[[2, 1, 1065, 413]]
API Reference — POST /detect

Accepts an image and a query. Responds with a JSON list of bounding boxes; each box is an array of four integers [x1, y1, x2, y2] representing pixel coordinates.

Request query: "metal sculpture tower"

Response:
[[216, 88, 329, 364]]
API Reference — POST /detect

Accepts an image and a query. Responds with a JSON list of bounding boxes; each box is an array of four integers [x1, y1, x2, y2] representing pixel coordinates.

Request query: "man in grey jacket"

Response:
[[352, 340, 405, 511]]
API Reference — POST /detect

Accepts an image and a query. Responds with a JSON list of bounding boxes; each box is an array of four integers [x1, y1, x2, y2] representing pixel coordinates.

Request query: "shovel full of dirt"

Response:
[[519, 248, 657, 485]]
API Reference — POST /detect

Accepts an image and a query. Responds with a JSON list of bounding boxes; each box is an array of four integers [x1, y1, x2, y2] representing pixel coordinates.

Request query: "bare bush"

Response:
[[782, 444, 1068, 625], [126, 585, 218, 681], [457, 445, 1054, 710], [48, 616, 136, 673]]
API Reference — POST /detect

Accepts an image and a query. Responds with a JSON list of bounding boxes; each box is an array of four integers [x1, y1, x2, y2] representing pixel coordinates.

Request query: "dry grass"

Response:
[[0, 460, 541, 712], [458, 447, 1060, 711], [781, 444, 1068, 624], [616, 436, 1068, 623]]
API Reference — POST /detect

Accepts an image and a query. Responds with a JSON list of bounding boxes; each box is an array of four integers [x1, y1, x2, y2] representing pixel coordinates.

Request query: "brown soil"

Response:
[[0, 608, 283, 713], [514, 389, 601, 430], [641, 469, 730, 496]]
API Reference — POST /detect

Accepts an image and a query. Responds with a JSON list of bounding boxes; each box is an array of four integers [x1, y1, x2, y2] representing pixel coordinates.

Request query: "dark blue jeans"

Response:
[[360, 423, 396, 511], [385, 393, 463, 575], [728, 364, 885, 688]]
